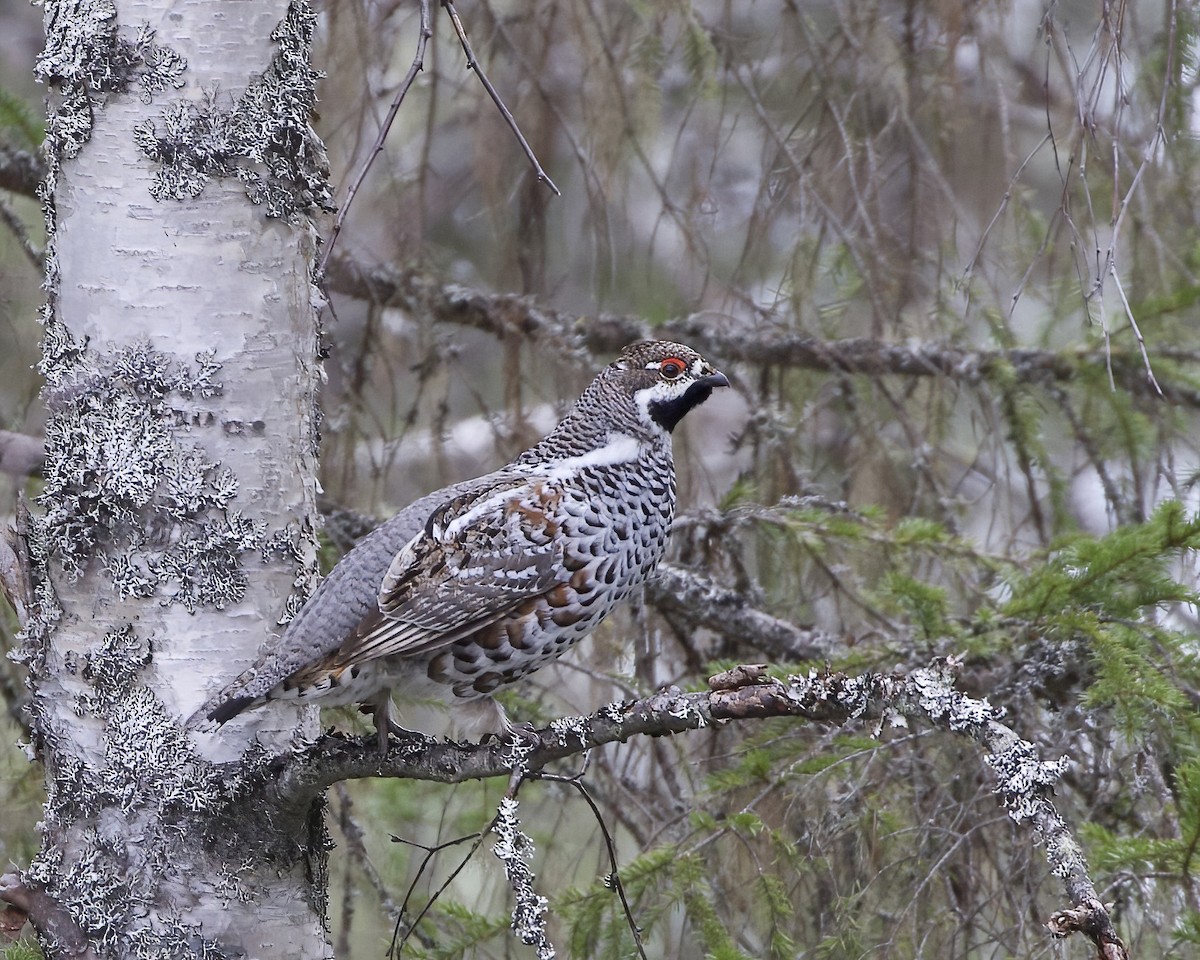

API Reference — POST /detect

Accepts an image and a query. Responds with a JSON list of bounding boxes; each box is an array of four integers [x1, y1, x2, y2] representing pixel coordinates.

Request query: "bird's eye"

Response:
[[660, 358, 686, 379]]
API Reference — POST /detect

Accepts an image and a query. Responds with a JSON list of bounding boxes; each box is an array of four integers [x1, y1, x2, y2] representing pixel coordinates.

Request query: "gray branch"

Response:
[[648, 563, 830, 661], [11, 137, 1178, 407], [0, 871, 96, 959], [262, 659, 1125, 959], [0, 145, 43, 198], [324, 255, 1194, 406]]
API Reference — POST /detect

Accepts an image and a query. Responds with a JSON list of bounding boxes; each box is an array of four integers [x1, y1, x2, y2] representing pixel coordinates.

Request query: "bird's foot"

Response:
[[360, 698, 431, 754], [499, 721, 541, 765]]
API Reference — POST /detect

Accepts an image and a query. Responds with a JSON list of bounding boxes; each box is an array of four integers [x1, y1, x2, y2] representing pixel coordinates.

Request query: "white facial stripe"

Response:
[[633, 380, 691, 431], [645, 360, 662, 369]]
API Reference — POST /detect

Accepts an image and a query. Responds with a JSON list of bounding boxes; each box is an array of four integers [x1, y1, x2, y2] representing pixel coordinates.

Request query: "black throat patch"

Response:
[[648, 382, 715, 432]]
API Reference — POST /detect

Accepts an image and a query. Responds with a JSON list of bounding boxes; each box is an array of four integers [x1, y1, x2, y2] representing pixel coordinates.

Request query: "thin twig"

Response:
[[0, 195, 44, 271], [960, 133, 1051, 287], [1094, 0, 1176, 399], [388, 831, 484, 958], [440, 0, 561, 197], [535, 771, 650, 960], [319, 0, 434, 276], [333, 784, 404, 933], [1110, 268, 1163, 397]]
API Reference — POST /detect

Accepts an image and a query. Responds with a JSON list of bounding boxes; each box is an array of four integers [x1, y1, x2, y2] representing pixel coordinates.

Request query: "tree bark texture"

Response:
[[19, 1, 332, 956]]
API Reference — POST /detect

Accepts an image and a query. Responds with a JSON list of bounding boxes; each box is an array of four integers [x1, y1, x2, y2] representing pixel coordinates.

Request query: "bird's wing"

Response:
[[301, 473, 566, 670]]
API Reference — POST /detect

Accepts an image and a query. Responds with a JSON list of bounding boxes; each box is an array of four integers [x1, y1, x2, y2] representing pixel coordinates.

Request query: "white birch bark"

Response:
[[18, 1, 334, 956]]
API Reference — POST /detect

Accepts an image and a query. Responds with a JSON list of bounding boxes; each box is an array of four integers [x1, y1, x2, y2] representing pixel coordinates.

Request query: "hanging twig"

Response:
[[440, 0, 561, 197], [319, 0, 434, 276], [534, 771, 650, 960]]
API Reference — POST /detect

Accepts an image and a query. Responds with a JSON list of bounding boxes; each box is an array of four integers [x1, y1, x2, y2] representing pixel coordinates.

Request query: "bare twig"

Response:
[[332, 783, 403, 953], [1110, 267, 1163, 398], [388, 832, 484, 958], [0, 195, 43, 271], [960, 133, 1051, 288], [318, 0, 434, 276], [440, 0, 561, 197]]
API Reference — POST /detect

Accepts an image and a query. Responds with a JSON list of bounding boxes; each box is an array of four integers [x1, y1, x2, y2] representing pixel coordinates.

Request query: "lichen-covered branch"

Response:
[[322, 257, 1193, 406], [648, 563, 830, 662], [263, 658, 1124, 958]]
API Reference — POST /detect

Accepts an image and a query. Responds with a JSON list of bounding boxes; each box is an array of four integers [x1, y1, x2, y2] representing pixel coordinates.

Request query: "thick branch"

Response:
[[0, 872, 95, 958], [323, 257, 1193, 405], [261, 659, 1124, 958], [648, 563, 830, 661]]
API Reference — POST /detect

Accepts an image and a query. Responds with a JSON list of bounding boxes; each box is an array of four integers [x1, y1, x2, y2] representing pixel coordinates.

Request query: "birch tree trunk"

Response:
[[17, 1, 334, 956]]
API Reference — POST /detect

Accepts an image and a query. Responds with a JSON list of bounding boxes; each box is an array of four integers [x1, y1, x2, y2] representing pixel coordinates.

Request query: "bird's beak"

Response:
[[696, 370, 730, 390]]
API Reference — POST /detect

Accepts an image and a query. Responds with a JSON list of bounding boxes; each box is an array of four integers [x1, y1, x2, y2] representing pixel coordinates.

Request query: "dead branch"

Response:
[[0, 872, 96, 958], [0, 430, 46, 479], [1046, 899, 1127, 960], [319, 0, 433, 276], [649, 563, 830, 662], [0, 145, 42, 198], [0, 195, 43, 270], [0, 498, 33, 629], [322, 257, 1198, 406]]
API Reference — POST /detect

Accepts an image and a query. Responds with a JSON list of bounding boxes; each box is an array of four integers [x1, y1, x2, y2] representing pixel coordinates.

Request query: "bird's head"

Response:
[[608, 340, 730, 434]]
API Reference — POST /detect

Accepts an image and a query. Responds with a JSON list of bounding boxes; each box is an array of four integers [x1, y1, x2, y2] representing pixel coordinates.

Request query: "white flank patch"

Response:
[[546, 432, 642, 479]]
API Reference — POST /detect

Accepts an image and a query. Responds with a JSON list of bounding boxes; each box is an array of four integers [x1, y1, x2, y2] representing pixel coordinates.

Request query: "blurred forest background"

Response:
[[3, 0, 1200, 957]]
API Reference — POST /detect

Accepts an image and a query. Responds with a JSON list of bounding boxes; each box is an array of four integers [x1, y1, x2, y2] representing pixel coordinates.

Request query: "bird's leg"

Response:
[[497, 705, 541, 753], [360, 693, 424, 753]]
